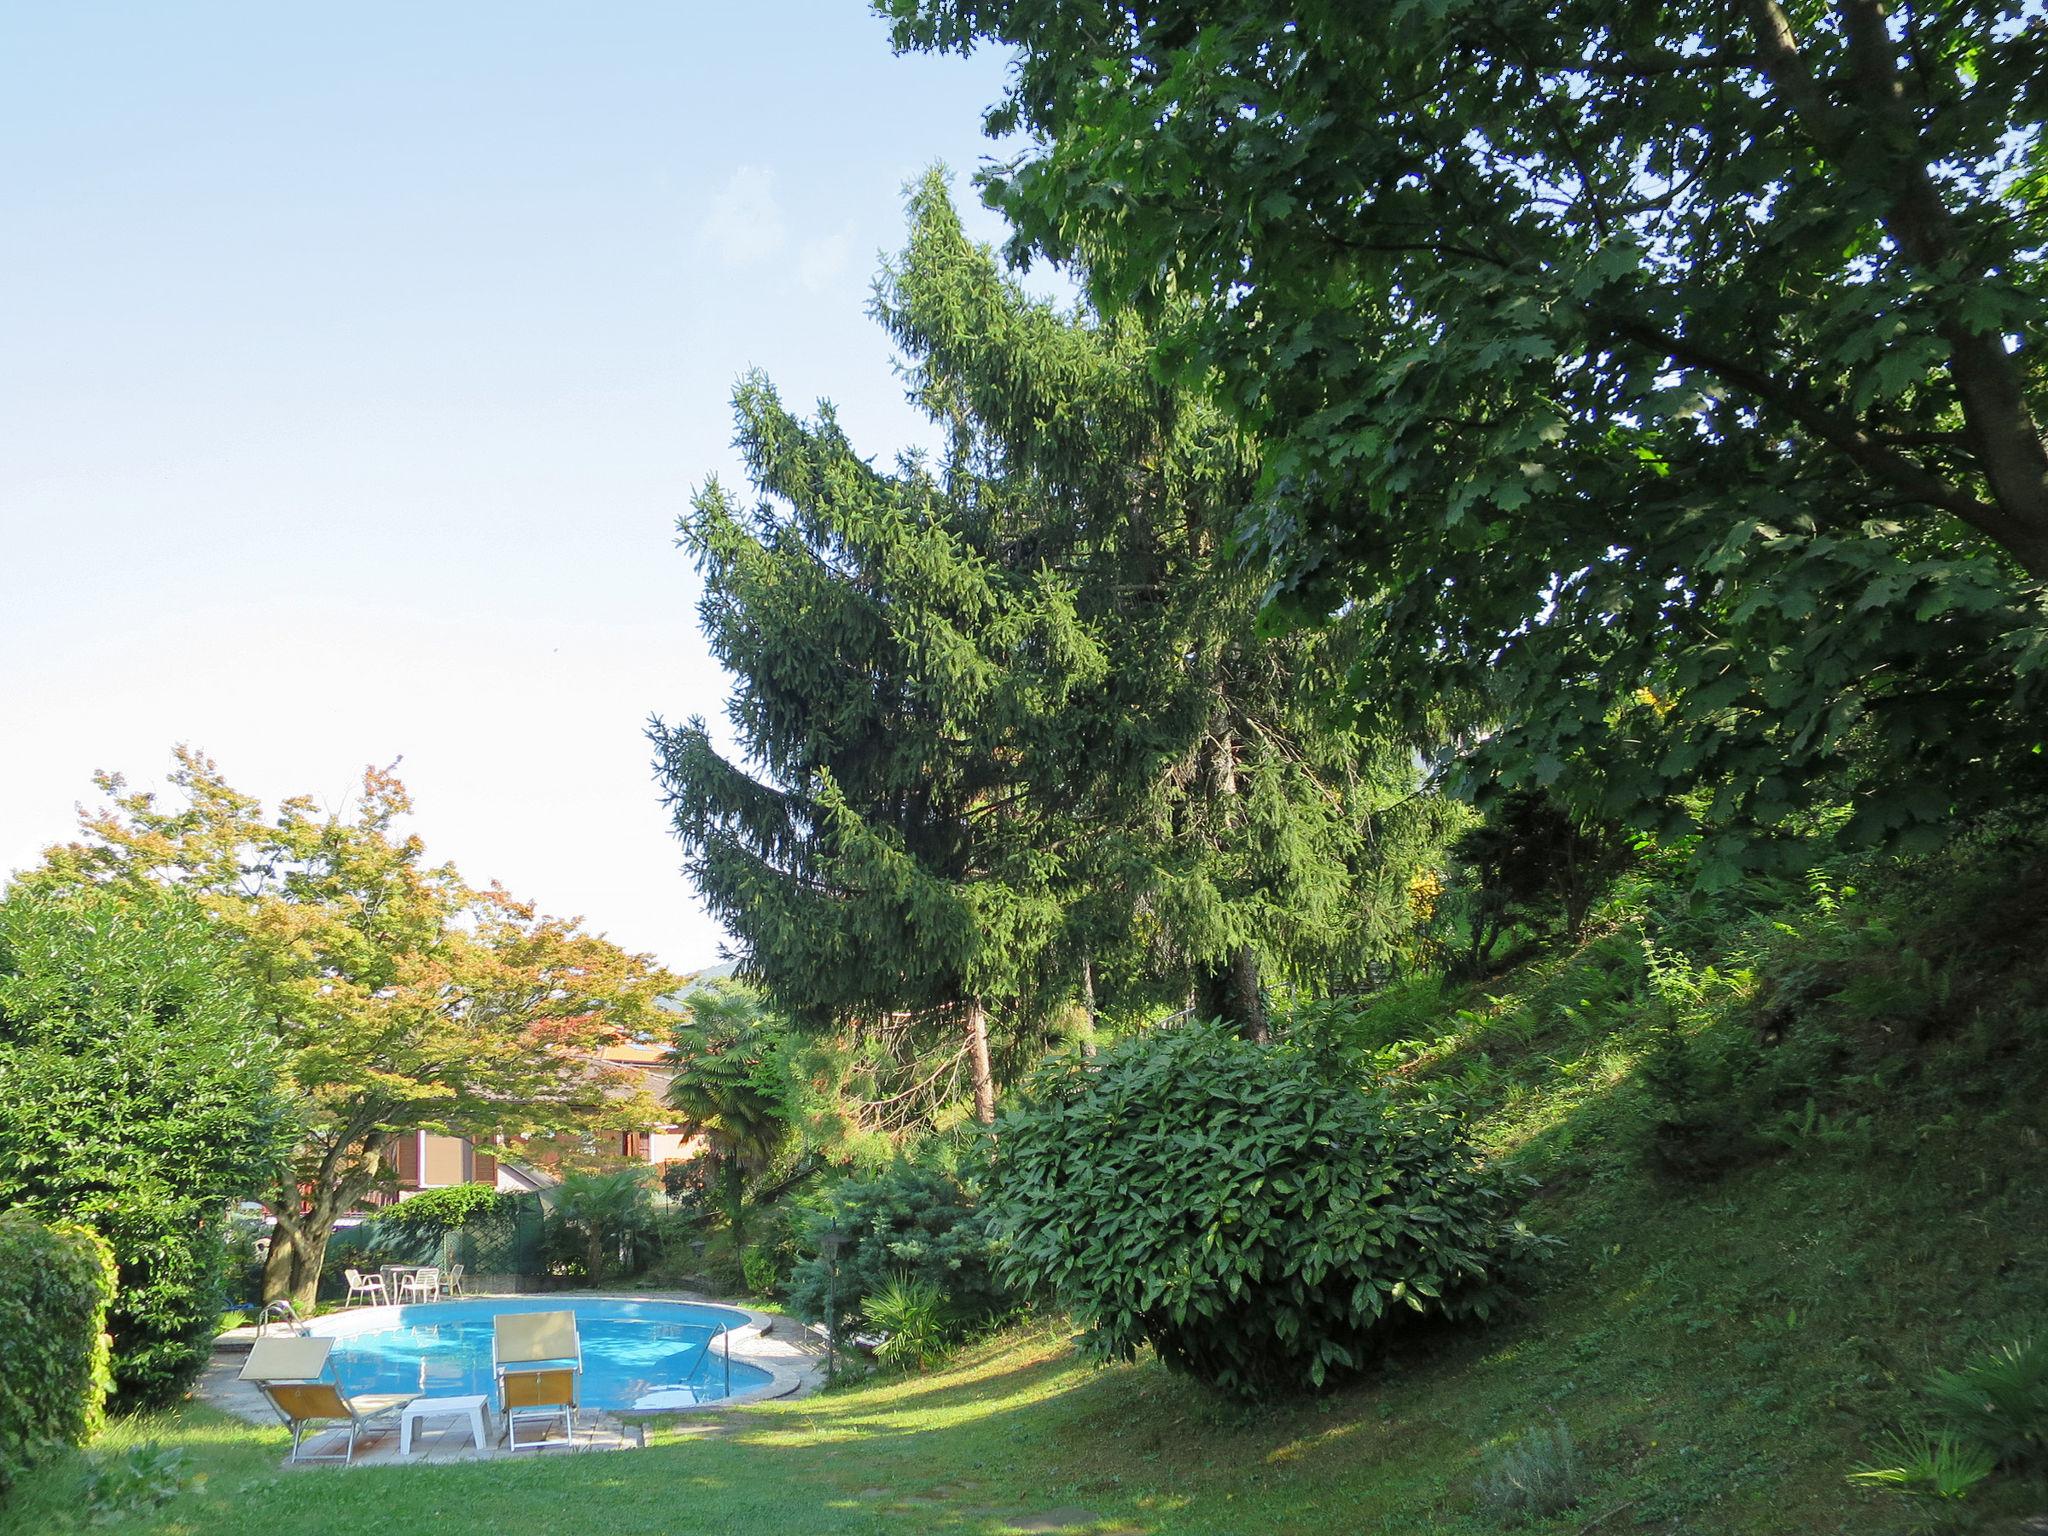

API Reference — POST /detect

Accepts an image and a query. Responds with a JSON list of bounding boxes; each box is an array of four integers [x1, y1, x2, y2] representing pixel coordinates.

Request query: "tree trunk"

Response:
[[259, 1220, 297, 1307], [263, 1202, 333, 1315], [1080, 958, 1099, 1058], [723, 1153, 747, 1249], [262, 1136, 387, 1313], [965, 998, 996, 1124], [1195, 945, 1269, 1043]]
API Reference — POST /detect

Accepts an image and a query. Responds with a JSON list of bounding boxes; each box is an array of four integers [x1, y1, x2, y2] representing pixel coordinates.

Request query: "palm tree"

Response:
[[549, 1166, 651, 1282], [664, 984, 792, 1247]]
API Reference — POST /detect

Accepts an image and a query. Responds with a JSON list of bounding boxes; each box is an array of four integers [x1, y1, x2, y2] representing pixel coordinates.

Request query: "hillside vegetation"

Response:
[[9, 826, 2045, 1535]]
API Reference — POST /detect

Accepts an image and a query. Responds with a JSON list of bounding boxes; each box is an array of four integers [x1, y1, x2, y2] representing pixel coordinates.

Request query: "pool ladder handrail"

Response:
[[677, 1322, 734, 1399], [256, 1299, 310, 1338]]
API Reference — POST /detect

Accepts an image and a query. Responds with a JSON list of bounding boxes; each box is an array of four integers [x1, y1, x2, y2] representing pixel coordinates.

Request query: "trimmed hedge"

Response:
[[0, 1213, 116, 1491]]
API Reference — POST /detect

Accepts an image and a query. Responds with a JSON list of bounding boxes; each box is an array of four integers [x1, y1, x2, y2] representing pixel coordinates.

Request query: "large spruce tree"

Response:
[[872, 176, 1444, 1034], [658, 179, 1442, 1114], [652, 371, 1105, 1122]]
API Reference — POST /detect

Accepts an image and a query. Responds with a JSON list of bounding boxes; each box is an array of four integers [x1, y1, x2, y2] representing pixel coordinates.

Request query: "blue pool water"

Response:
[[307, 1297, 770, 1410]]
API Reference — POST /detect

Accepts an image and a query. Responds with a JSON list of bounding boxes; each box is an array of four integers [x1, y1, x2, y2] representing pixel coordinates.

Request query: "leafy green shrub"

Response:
[[740, 1247, 781, 1297], [80, 1442, 201, 1524], [661, 1156, 717, 1213], [1848, 1431, 1995, 1503], [0, 1213, 116, 1492], [1473, 1420, 1583, 1523], [863, 1276, 951, 1372], [785, 1158, 1011, 1337], [1928, 1337, 2047, 1469], [222, 1217, 266, 1310], [381, 1183, 508, 1234], [988, 1022, 1550, 1397], [0, 888, 291, 1406], [1279, 987, 1442, 1066]]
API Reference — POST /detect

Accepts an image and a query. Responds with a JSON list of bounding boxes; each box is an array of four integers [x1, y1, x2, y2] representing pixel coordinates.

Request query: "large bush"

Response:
[[0, 1213, 117, 1491], [785, 1157, 1011, 1336], [379, 1182, 509, 1236], [0, 888, 290, 1406], [988, 1021, 1549, 1396]]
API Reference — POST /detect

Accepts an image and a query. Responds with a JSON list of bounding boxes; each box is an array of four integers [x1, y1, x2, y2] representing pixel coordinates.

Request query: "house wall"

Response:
[[647, 1131, 701, 1163], [422, 1134, 469, 1186], [389, 1131, 483, 1191]]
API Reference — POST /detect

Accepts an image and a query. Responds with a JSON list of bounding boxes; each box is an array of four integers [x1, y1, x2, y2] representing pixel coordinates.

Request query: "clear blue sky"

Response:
[[1, 3, 1046, 971]]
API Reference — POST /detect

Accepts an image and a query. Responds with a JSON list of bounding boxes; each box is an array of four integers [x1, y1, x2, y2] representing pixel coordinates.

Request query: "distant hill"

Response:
[[655, 959, 740, 1012]]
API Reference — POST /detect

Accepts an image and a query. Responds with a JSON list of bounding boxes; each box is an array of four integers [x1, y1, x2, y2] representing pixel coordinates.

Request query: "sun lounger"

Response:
[[238, 1335, 414, 1464], [492, 1310, 582, 1450]]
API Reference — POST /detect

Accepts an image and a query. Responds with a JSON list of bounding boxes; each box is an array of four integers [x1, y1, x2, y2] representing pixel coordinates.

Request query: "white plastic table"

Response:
[[399, 1393, 490, 1455]]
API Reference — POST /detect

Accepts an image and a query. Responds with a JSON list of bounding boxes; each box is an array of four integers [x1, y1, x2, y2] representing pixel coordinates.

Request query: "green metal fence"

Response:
[[320, 1192, 548, 1300]]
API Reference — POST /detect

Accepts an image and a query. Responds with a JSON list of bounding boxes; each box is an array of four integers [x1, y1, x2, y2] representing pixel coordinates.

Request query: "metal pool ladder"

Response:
[[256, 1299, 310, 1338]]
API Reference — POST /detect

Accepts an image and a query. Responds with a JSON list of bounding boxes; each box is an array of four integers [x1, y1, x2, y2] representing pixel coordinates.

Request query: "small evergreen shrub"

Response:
[[988, 1022, 1550, 1397], [0, 1213, 117, 1492], [1474, 1420, 1584, 1523], [785, 1158, 1010, 1337], [740, 1246, 781, 1297]]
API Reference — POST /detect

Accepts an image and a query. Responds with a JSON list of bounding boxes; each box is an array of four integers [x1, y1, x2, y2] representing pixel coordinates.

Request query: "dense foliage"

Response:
[[665, 983, 802, 1243], [547, 1168, 654, 1283], [784, 1158, 1012, 1337], [987, 1021, 1547, 1396], [0, 888, 290, 1406], [377, 1183, 508, 1235], [887, 0, 2048, 881], [1448, 788, 1631, 968], [0, 1214, 116, 1492], [23, 749, 674, 1309], [656, 179, 1448, 1131]]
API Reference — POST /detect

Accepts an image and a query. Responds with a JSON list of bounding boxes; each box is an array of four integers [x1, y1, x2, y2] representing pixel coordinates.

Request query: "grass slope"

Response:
[[8, 833, 2046, 1534]]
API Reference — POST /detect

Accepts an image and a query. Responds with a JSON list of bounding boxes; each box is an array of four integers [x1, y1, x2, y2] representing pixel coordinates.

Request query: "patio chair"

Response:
[[492, 1310, 582, 1449], [398, 1266, 441, 1303], [239, 1336, 414, 1464], [342, 1268, 389, 1308], [443, 1262, 466, 1297]]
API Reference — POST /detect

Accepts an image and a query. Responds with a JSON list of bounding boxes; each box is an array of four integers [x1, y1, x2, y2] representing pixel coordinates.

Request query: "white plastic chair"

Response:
[[342, 1268, 389, 1308], [399, 1266, 441, 1303], [444, 1263, 466, 1297]]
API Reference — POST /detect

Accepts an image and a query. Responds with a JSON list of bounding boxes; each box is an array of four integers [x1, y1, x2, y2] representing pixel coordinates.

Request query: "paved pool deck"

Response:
[[200, 1290, 827, 1468]]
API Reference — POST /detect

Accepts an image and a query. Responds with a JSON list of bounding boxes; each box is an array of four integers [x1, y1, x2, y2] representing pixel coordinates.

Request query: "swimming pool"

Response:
[[305, 1297, 773, 1410]]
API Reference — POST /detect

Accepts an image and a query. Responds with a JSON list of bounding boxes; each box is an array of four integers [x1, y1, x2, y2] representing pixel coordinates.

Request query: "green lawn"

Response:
[[10, 1097, 2045, 1536], [11, 851, 2048, 1534]]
